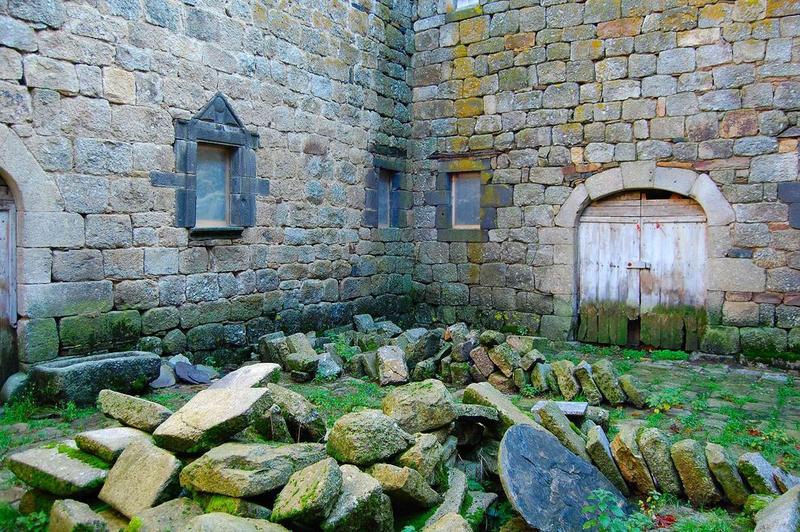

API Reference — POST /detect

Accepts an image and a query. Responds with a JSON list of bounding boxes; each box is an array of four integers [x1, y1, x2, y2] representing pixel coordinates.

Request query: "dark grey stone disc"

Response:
[[149, 363, 176, 389], [174, 362, 210, 384], [499, 423, 629, 531]]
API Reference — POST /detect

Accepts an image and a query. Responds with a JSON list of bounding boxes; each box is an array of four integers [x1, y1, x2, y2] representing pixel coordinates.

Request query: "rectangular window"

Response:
[[455, 0, 479, 10], [195, 143, 231, 228], [451, 172, 481, 229], [377, 168, 392, 228]]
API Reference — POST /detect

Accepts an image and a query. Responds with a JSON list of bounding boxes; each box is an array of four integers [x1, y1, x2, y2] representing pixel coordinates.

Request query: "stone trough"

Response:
[[29, 351, 160, 405]]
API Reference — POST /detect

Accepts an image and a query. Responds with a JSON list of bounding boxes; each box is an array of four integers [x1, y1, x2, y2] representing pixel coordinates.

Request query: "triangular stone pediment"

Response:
[[193, 92, 244, 128]]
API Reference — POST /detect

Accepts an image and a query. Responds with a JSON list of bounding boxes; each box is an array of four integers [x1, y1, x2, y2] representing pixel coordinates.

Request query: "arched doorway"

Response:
[[0, 176, 16, 383], [576, 190, 707, 350]]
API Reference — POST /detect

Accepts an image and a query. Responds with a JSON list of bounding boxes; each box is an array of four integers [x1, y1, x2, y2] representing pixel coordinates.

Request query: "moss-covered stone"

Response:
[[738, 452, 780, 495], [537, 401, 590, 462], [670, 439, 722, 507], [18, 317, 59, 364], [49, 499, 107, 532], [326, 409, 412, 466], [381, 379, 457, 434], [59, 310, 142, 353], [5, 443, 108, 497], [200, 494, 271, 519], [610, 425, 655, 495], [321, 465, 393, 532], [638, 428, 682, 497], [98, 389, 172, 433], [367, 463, 440, 508], [618, 374, 646, 409], [700, 326, 740, 355], [75, 426, 153, 463], [586, 426, 629, 496], [705, 443, 749, 507], [128, 497, 204, 532], [271, 457, 342, 525], [591, 359, 627, 405], [462, 382, 542, 433], [551, 360, 581, 401], [573, 361, 602, 405], [740, 327, 789, 358], [488, 343, 521, 378], [395, 433, 443, 486]]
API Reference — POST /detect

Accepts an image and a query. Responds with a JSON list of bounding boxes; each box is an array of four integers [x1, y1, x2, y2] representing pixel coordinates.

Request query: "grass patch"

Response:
[[651, 349, 690, 361], [289, 379, 385, 426], [0, 502, 47, 531]]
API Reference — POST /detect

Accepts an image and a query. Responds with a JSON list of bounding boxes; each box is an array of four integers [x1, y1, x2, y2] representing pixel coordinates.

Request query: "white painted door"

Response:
[[578, 192, 706, 349]]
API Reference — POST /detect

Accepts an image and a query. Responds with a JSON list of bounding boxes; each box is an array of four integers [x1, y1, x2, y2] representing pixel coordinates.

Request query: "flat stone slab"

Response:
[[179, 442, 327, 498], [98, 389, 172, 433], [129, 497, 204, 531], [208, 363, 281, 389], [99, 439, 182, 519], [149, 363, 176, 389], [454, 403, 499, 422], [499, 424, 628, 532], [532, 400, 588, 417], [755, 485, 799, 532], [5, 444, 108, 497], [49, 499, 107, 532], [153, 388, 272, 453], [174, 362, 210, 384], [182, 512, 290, 531], [425, 468, 467, 527], [462, 382, 544, 433], [75, 426, 153, 462], [29, 351, 160, 405]]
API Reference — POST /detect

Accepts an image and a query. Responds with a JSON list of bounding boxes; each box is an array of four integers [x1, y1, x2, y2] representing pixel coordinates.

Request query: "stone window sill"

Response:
[[189, 226, 244, 239], [438, 228, 485, 242]]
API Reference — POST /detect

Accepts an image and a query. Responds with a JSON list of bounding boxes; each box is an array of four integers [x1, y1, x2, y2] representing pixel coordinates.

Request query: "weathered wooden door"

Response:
[[0, 199, 16, 384], [577, 191, 707, 350]]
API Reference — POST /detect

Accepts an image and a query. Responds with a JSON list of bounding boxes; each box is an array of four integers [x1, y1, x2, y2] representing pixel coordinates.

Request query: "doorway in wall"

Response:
[[0, 179, 16, 384], [577, 190, 707, 350]]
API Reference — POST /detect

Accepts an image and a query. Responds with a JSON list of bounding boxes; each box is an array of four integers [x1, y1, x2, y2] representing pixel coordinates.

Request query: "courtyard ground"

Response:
[[0, 346, 796, 531]]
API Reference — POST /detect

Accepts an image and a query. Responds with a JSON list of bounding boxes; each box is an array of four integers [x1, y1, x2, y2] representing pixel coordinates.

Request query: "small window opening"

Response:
[[644, 189, 673, 200], [377, 168, 392, 228], [195, 143, 231, 228], [455, 0, 479, 10], [451, 172, 481, 229]]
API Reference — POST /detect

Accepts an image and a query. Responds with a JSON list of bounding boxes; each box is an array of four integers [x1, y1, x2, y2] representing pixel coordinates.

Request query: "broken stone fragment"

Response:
[[738, 452, 781, 495], [208, 363, 281, 389], [618, 374, 647, 408], [519, 349, 545, 371], [450, 362, 473, 385], [75, 426, 153, 463], [367, 463, 441, 508], [551, 360, 581, 401], [610, 425, 655, 495], [705, 442, 749, 506], [488, 371, 515, 393], [5, 443, 108, 497], [529, 362, 552, 393], [381, 379, 457, 434], [638, 428, 683, 497], [573, 361, 603, 406], [395, 433, 443, 486], [488, 343, 521, 378], [670, 439, 722, 507], [469, 346, 496, 378], [536, 401, 590, 462], [462, 382, 544, 434], [258, 334, 289, 366], [48, 499, 107, 532], [353, 314, 376, 333], [376, 345, 409, 386], [252, 404, 293, 443], [179, 442, 327, 498], [753, 485, 799, 532], [444, 322, 469, 344], [182, 512, 290, 531], [479, 330, 505, 347], [321, 464, 394, 532], [425, 512, 472, 532], [128, 497, 204, 532], [153, 388, 272, 453], [424, 468, 467, 528], [265, 383, 327, 442], [99, 439, 182, 518], [591, 359, 627, 405], [586, 426, 629, 496], [97, 389, 172, 433], [271, 457, 342, 526], [326, 409, 413, 466]]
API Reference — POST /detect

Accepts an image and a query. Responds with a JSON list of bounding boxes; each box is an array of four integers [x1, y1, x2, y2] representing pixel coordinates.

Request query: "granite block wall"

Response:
[[408, 0, 800, 355], [1, 0, 416, 366]]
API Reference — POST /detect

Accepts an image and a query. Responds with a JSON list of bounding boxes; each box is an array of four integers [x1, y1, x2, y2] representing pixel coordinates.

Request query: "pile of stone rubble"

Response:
[[5, 362, 798, 531], [258, 315, 647, 410]]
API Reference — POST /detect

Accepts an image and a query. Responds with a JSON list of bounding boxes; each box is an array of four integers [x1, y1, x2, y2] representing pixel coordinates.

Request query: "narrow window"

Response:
[[195, 143, 231, 228], [377, 168, 392, 228], [451, 172, 481, 229], [455, 0, 479, 9]]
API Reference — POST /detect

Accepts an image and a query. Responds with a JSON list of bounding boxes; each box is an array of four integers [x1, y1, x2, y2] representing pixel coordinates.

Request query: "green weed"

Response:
[[650, 350, 690, 361]]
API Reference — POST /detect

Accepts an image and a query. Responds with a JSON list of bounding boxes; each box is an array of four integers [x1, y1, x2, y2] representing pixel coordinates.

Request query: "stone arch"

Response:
[[0, 124, 64, 218], [554, 162, 735, 228]]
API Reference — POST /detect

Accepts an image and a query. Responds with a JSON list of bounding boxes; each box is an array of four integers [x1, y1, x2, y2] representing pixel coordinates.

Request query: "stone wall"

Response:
[[1, 0, 415, 366], [408, 0, 800, 355]]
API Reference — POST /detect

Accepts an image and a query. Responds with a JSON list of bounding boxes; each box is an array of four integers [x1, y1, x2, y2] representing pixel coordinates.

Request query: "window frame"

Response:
[[450, 172, 482, 230], [194, 142, 233, 229], [150, 93, 269, 238], [364, 156, 411, 231]]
